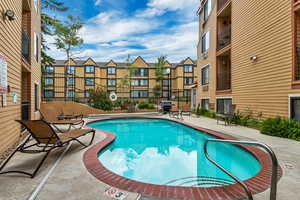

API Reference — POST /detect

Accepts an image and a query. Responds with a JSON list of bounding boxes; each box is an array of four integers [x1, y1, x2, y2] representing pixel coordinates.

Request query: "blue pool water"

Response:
[[88, 118, 261, 187]]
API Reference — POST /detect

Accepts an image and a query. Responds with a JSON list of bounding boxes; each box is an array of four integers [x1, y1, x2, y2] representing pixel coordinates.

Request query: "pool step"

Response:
[[164, 176, 235, 187]]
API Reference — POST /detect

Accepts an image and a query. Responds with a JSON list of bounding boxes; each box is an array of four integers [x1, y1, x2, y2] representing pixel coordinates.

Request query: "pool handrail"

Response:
[[204, 139, 279, 200]]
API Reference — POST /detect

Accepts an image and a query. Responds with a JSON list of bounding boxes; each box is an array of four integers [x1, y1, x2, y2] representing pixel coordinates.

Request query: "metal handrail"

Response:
[[204, 139, 279, 200]]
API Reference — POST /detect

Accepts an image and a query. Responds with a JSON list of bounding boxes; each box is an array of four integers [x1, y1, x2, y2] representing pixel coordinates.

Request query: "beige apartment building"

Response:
[[197, 0, 300, 121], [43, 56, 197, 105], [0, 0, 41, 155]]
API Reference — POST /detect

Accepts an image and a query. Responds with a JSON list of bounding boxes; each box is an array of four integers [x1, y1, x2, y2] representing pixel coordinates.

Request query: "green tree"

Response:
[[153, 56, 168, 103], [53, 15, 84, 61]]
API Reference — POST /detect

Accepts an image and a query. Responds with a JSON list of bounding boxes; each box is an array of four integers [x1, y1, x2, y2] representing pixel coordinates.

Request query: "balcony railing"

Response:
[[217, 26, 231, 50], [22, 29, 30, 63], [218, 0, 230, 12], [296, 46, 300, 80], [217, 71, 231, 91]]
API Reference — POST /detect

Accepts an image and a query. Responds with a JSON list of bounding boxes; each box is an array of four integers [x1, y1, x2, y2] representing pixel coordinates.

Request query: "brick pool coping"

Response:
[[83, 116, 282, 200]]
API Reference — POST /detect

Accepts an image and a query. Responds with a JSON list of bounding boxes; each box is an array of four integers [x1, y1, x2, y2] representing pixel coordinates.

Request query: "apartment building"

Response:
[[43, 56, 197, 104], [0, 0, 41, 155], [197, 0, 300, 121]]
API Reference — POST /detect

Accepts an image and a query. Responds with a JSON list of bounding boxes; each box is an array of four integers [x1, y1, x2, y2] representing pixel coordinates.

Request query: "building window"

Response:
[[163, 79, 170, 86], [184, 89, 191, 97], [45, 78, 54, 86], [67, 66, 76, 75], [202, 31, 210, 53], [34, 0, 39, 12], [107, 79, 116, 86], [44, 90, 54, 98], [131, 68, 149, 77], [204, 0, 212, 21], [184, 77, 194, 85], [34, 32, 39, 62], [131, 79, 148, 86], [85, 78, 95, 86], [45, 65, 54, 74], [85, 65, 95, 73], [162, 91, 170, 98], [66, 90, 75, 98], [201, 65, 210, 85], [291, 97, 300, 122], [217, 98, 232, 114], [67, 77, 75, 86], [131, 91, 148, 98], [34, 83, 39, 111], [107, 67, 116, 75], [184, 65, 193, 73], [85, 90, 90, 98], [201, 99, 210, 111]]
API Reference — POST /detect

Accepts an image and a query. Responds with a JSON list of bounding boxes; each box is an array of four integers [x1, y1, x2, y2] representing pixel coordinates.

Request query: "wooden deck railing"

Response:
[[218, 0, 230, 12], [217, 71, 231, 91], [217, 26, 231, 50]]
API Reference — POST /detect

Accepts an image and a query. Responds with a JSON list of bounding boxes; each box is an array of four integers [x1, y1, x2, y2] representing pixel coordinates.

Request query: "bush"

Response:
[[88, 88, 113, 111], [261, 117, 300, 141], [138, 101, 155, 109]]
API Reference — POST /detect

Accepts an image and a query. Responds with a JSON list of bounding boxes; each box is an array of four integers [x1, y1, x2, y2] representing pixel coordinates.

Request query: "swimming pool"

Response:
[[87, 118, 261, 187]]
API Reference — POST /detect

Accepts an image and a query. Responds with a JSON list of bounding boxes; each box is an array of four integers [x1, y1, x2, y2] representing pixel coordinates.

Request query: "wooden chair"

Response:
[[181, 104, 192, 117], [0, 120, 95, 178], [217, 104, 237, 126]]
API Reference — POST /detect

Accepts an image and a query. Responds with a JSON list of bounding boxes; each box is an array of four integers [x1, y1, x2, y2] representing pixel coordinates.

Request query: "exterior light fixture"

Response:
[[250, 56, 258, 61], [5, 10, 15, 21]]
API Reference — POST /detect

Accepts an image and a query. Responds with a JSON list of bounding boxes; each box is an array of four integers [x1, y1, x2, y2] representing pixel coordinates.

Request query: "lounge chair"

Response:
[[216, 104, 237, 126], [0, 120, 95, 178], [181, 104, 192, 117], [169, 106, 183, 120], [39, 106, 84, 132]]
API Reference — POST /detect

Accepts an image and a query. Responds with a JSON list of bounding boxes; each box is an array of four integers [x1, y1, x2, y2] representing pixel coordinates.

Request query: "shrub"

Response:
[[88, 88, 113, 111], [261, 117, 300, 141], [138, 101, 149, 109]]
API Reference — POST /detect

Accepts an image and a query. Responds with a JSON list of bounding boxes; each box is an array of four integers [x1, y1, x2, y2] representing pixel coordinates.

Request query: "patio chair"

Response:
[[169, 106, 183, 120], [0, 120, 95, 178], [216, 104, 237, 126], [39, 106, 84, 132], [181, 104, 192, 117]]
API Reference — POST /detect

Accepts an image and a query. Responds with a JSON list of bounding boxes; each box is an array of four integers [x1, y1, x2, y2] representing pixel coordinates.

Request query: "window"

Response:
[[201, 65, 210, 85], [85, 65, 95, 73], [44, 90, 54, 98], [217, 98, 232, 114], [202, 31, 210, 53], [131, 68, 149, 77], [85, 90, 90, 98], [45, 65, 54, 74], [34, 0, 39, 12], [184, 77, 194, 85], [67, 77, 75, 86], [184, 89, 191, 97], [66, 90, 75, 98], [163, 91, 170, 98], [184, 65, 193, 73], [201, 99, 210, 111], [34, 83, 39, 111], [34, 32, 39, 61], [107, 67, 116, 75], [131, 91, 148, 98], [291, 97, 300, 122], [204, 0, 212, 21], [131, 79, 148, 86], [85, 78, 95, 86], [107, 79, 116, 86], [67, 66, 76, 75], [163, 79, 170, 86], [45, 78, 54, 86]]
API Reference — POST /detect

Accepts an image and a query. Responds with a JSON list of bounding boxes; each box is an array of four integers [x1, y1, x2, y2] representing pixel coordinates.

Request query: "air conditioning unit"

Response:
[[202, 52, 208, 59]]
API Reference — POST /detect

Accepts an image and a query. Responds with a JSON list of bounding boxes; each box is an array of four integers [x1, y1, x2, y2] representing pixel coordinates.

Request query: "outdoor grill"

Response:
[[160, 101, 172, 113]]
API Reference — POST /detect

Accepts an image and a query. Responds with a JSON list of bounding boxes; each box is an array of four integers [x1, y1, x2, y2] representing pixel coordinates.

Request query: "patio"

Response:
[[0, 114, 299, 200]]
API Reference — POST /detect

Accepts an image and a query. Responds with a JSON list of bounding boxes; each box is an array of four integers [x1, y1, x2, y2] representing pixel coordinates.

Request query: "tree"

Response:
[[153, 56, 168, 103], [53, 15, 84, 60], [41, 0, 68, 67]]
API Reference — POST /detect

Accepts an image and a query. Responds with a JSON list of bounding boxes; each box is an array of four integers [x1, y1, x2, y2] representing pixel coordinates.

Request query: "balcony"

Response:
[[217, 71, 231, 91], [296, 46, 300, 80], [22, 29, 30, 63], [217, 26, 231, 50], [217, 53, 231, 91], [218, 0, 230, 13]]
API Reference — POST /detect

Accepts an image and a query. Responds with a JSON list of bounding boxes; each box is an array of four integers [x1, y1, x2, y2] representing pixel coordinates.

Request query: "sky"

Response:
[[46, 0, 199, 63]]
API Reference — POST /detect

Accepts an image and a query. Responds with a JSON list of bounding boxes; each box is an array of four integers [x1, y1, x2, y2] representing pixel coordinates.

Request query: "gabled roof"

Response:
[[131, 56, 149, 67], [179, 57, 196, 65], [105, 60, 118, 67], [83, 57, 97, 66]]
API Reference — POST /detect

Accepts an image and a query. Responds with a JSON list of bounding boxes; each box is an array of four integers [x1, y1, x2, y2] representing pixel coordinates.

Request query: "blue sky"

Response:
[[47, 0, 199, 62]]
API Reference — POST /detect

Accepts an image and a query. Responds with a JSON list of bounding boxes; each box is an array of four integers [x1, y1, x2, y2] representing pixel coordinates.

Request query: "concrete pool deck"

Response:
[[0, 114, 299, 200]]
